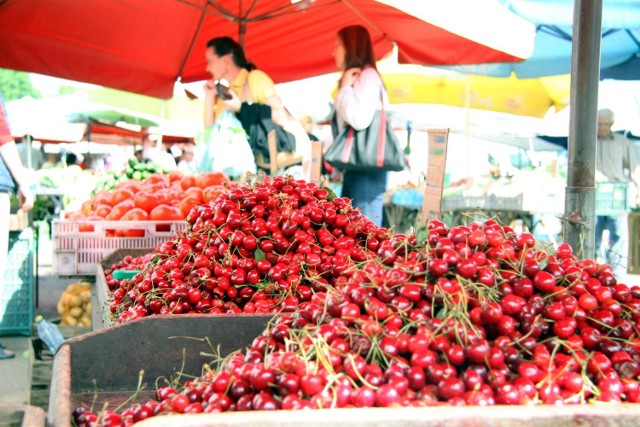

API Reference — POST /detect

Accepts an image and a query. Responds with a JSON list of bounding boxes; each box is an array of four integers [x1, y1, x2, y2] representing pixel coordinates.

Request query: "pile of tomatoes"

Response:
[[64, 171, 228, 231], [73, 176, 640, 426]]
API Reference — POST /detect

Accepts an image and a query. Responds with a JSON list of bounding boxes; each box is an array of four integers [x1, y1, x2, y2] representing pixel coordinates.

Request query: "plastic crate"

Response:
[[392, 188, 424, 208], [442, 194, 524, 212], [596, 181, 630, 215], [487, 193, 524, 211], [442, 195, 490, 211], [52, 219, 188, 276], [1, 228, 35, 336]]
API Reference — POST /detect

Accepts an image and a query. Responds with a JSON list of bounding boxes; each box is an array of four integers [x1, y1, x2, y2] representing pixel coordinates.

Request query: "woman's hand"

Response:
[[203, 79, 217, 101], [19, 185, 34, 212], [340, 68, 361, 88], [222, 89, 242, 113]]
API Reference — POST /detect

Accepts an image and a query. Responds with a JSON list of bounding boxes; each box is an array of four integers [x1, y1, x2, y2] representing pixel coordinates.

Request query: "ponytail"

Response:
[[206, 37, 256, 71]]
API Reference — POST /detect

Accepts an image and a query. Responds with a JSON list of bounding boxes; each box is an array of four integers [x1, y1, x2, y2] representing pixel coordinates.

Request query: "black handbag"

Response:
[[325, 91, 405, 172]]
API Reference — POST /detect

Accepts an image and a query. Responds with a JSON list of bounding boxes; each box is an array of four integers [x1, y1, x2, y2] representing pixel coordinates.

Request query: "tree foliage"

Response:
[[0, 69, 41, 101]]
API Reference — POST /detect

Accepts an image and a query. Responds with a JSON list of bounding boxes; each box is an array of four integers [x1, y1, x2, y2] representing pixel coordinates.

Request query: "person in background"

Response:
[[64, 152, 82, 170], [203, 36, 286, 129], [595, 108, 640, 278], [146, 147, 177, 171], [332, 25, 388, 226], [134, 148, 146, 164], [61, 152, 87, 212], [203, 37, 310, 176], [42, 152, 62, 169], [0, 92, 34, 359], [299, 115, 319, 142], [177, 147, 197, 175], [16, 136, 44, 170]]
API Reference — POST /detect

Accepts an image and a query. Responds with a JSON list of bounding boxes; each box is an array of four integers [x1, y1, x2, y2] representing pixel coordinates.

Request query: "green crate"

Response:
[[0, 228, 35, 336], [596, 181, 630, 215]]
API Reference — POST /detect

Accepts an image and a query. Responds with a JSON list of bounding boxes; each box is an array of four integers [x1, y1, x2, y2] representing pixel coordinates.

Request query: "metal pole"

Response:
[[25, 134, 33, 169], [239, 22, 246, 50], [563, 0, 603, 258]]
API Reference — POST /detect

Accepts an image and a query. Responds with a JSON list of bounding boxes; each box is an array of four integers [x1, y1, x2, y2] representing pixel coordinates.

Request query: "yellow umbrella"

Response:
[[382, 70, 570, 118]]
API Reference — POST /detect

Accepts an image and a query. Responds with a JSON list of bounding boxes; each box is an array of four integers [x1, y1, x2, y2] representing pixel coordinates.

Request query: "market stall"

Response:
[[3, 3, 640, 426], [35, 175, 640, 427]]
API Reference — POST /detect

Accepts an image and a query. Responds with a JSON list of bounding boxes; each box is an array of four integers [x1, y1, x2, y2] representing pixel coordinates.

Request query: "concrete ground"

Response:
[[0, 229, 78, 407]]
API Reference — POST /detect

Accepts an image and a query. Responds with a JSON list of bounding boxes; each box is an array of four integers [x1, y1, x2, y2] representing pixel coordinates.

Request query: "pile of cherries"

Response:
[[74, 176, 640, 426], [107, 176, 386, 324]]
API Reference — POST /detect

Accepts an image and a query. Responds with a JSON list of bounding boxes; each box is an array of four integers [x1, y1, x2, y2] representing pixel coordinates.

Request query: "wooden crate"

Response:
[[93, 248, 153, 330], [8, 210, 29, 231], [46, 316, 640, 427], [132, 405, 640, 427], [48, 314, 273, 427]]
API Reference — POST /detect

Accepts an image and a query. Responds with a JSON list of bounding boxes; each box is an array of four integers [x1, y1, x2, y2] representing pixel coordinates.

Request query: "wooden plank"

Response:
[[309, 140, 323, 183], [93, 264, 113, 330], [268, 129, 278, 175], [0, 404, 46, 427], [48, 345, 71, 427], [419, 129, 450, 224], [133, 404, 640, 427]]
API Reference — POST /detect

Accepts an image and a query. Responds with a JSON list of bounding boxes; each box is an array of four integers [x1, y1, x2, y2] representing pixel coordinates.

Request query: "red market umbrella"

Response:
[[0, 0, 533, 99]]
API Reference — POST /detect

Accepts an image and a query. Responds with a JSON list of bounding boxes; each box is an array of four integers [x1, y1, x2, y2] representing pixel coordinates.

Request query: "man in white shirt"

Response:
[[177, 147, 197, 175], [595, 108, 640, 277]]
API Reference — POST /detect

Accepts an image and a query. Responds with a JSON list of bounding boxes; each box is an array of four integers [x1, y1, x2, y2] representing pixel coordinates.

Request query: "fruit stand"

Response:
[[37, 174, 640, 427], [4, 1, 636, 422]]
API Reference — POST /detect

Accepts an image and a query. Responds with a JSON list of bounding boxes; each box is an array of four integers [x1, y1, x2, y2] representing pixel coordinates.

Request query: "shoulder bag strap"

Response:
[[376, 77, 387, 168]]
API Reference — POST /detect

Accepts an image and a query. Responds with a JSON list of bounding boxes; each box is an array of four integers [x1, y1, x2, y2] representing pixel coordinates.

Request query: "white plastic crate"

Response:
[[52, 219, 188, 276]]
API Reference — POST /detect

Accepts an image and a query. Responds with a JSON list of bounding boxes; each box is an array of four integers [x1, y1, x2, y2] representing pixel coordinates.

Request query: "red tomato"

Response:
[[149, 204, 184, 221], [65, 211, 84, 220], [184, 187, 204, 203], [160, 188, 181, 203], [78, 216, 103, 232], [203, 185, 225, 204], [106, 199, 135, 220], [121, 208, 150, 221], [195, 172, 228, 189], [176, 198, 202, 217], [94, 204, 112, 218], [122, 229, 146, 237], [141, 182, 169, 193], [80, 200, 93, 217], [142, 173, 169, 187], [115, 180, 142, 194], [167, 171, 184, 183], [111, 188, 135, 206], [180, 176, 196, 191], [93, 190, 113, 207], [134, 191, 168, 213]]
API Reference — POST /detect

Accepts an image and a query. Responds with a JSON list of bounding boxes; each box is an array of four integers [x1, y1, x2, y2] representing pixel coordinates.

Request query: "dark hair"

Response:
[[206, 37, 256, 71], [66, 152, 77, 165], [337, 25, 377, 70]]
